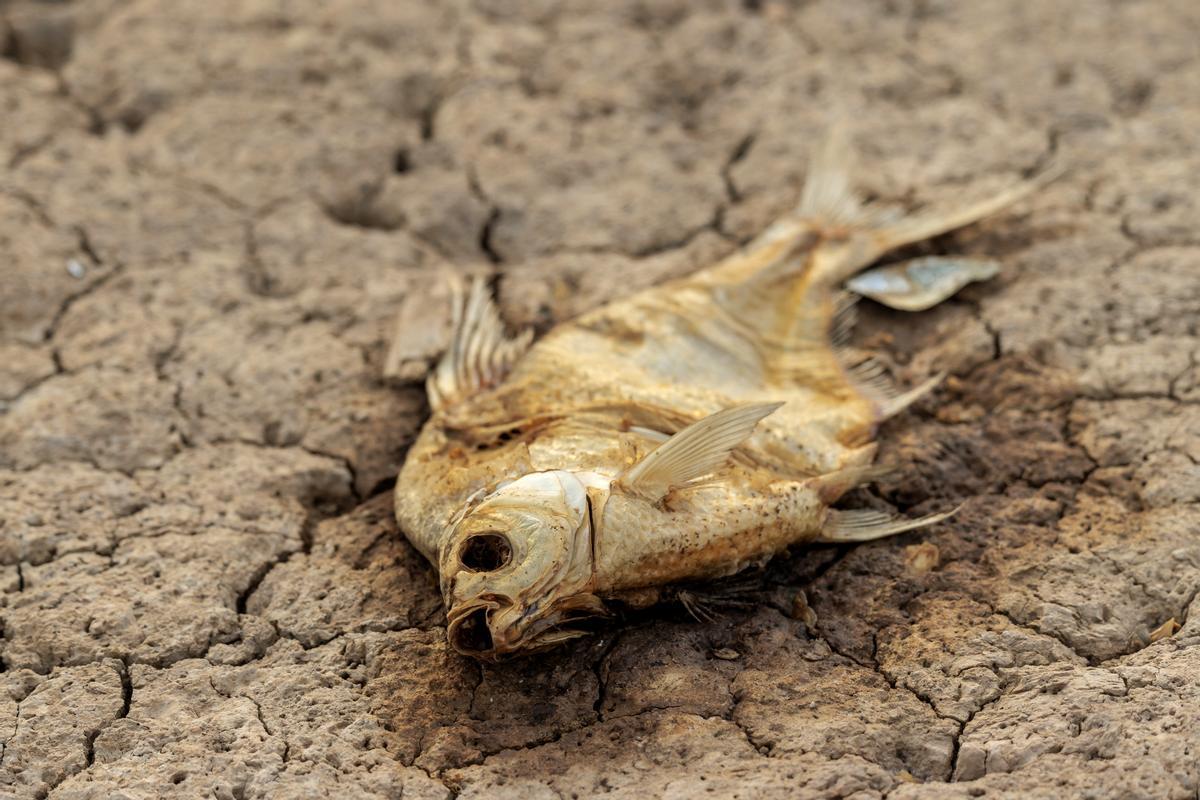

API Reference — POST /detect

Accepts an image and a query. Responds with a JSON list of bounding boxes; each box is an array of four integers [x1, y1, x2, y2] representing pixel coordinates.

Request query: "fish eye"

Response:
[[459, 532, 512, 572]]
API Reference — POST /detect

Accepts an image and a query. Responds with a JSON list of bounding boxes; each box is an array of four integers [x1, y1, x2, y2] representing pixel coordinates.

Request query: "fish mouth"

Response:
[[446, 599, 608, 660], [450, 607, 495, 654]]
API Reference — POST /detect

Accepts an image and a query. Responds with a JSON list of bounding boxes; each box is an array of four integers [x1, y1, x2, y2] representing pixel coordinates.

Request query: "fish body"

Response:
[[394, 137, 1052, 659]]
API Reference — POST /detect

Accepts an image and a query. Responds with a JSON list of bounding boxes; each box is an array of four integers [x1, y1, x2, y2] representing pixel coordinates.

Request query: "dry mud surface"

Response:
[[1, 1, 1199, 798]]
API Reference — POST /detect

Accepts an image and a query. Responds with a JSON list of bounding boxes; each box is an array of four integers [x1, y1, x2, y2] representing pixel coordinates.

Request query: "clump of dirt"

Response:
[[2, 1, 1199, 798]]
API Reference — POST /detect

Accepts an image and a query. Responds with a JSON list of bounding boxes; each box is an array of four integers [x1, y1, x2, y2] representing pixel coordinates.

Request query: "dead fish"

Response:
[[394, 134, 1056, 660]]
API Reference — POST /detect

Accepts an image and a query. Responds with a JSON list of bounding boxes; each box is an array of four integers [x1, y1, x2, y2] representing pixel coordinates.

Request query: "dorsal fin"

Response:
[[427, 277, 533, 412], [617, 403, 783, 502]]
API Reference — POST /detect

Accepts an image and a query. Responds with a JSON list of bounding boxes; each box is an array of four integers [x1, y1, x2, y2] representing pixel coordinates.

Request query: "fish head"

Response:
[[439, 470, 607, 659]]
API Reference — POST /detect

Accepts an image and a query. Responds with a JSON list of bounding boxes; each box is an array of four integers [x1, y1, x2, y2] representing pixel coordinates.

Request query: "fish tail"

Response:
[[793, 124, 895, 237], [712, 127, 1059, 395], [863, 165, 1065, 262], [785, 125, 1062, 287]]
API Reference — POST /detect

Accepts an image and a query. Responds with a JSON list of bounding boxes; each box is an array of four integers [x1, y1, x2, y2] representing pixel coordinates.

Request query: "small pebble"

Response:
[[67, 259, 87, 279], [712, 647, 740, 661], [904, 541, 940, 575], [790, 589, 819, 630], [235, 503, 263, 521]]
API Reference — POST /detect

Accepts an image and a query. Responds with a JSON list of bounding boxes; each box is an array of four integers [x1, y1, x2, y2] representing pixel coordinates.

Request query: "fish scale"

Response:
[[393, 133, 1058, 660]]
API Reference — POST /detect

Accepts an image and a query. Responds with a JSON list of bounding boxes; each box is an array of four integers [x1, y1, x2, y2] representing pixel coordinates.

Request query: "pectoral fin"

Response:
[[618, 402, 783, 501], [426, 276, 534, 413]]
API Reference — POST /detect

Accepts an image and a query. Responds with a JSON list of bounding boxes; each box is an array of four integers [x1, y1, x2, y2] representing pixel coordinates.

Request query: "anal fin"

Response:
[[878, 371, 946, 420], [843, 355, 946, 421], [819, 505, 960, 543]]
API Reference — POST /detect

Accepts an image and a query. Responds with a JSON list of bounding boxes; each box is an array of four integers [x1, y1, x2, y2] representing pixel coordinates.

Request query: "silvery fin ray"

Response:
[[391, 127, 1059, 661], [847, 256, 1001, 311]]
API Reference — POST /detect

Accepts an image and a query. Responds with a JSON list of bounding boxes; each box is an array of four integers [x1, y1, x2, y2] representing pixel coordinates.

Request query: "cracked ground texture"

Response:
[[0, 0, 1198, 798]]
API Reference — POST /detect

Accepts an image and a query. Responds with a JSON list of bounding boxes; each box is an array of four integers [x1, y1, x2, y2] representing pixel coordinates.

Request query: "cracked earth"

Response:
[[1, 1, 1199, 798]]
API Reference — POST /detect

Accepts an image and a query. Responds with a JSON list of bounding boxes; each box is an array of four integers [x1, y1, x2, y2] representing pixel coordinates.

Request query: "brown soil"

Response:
[[2, 1, 1199, 798]]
